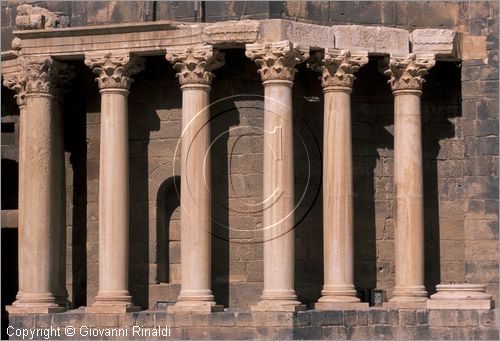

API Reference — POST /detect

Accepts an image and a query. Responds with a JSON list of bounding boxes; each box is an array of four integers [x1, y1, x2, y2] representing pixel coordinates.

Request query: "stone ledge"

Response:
[[6, 308, 498, 340]]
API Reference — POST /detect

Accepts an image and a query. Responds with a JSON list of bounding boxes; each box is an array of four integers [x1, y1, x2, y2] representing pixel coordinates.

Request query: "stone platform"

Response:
[[7, 308, 499, 340]]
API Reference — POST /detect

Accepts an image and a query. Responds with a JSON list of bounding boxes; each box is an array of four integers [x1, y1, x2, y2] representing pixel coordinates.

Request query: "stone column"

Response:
[[309, 49, 369, 309], [383, 53, 435, 308], [246, 41, 308, 312], [85, 52, 144, 313], [165, 45, 224, 313], [5, 57, 69, 313], [3, 64, 27, 307]]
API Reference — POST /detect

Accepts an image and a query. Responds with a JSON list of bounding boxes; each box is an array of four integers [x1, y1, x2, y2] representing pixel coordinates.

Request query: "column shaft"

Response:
[[261, 81, 297, 302], [5, 57, 72, 314], [16, 94, 61, 311], [178, 85, 214, 302], [246, 41, 308, 312], [320, 88, 358, 300], [309, 49, 368, 309], [165, 45, 224, 313], [383, 53, 435, 308], [392, 91, 426, 299], [96, 89, 132, 301], [85, 52, 143, 313]]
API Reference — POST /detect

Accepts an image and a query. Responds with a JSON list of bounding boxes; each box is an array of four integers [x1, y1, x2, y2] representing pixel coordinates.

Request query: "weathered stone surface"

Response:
[[202, 20, 260, 46], [284, 21, 334, 49], [333, 25, 409, 54], [410, 29, 456, 57]]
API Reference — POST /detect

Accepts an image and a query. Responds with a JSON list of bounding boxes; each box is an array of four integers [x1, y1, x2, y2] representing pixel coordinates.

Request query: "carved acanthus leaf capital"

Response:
[[20, 57, 75, 98], [84, 52, 145, 90], [383, 53, 435, 92], [245, 40, 309, 82], [3, 68, 27, 107], [166, 45, 224, 86], [308, 49, 368, 88]]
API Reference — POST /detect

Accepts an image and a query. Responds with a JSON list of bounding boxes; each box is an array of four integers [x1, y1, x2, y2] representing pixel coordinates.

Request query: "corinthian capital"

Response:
[[84, 52, 145, 90], [383, 53, 435, 92], [3, 57, 74, 104], [245, 40, 309, 82], [3, 66, 27, 107], [309, 49, 368, 89], [165, 45, 224, 86], [23, 56, 55, 94]]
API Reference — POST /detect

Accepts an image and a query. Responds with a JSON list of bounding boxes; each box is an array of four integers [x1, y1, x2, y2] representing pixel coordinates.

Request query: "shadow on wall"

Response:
[[63, 61, 94, 308], [292, 63, 324, 307], [156, 175, 181, 284], [351, 58, 394, 300], [421, 61, 462, 294], [127, 56, 174, 308]]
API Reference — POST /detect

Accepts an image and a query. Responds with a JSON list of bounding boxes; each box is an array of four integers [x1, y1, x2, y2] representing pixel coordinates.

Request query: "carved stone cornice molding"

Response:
[[383, 53, 435, 92], [165, 45, 224, 86], [308, 49, 368, 89], [245, 40, 309, 83], [84, 52, 145, 90]]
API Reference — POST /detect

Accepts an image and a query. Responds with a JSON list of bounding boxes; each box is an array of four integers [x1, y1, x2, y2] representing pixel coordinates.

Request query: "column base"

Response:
[[384, 286, 427, 308], [85, 304, 141, 313], [316, 286, 368, 309], [383, 300, 428, 309], [427, 283, 494, 310], [251, 300, 306, 312], [315, 300, 369, 310], [85, 291, 140, 313], [6, 303, 65, 314], [167, 301, 224, 313], [427, 299, 493, 310], [7, 294, 65, 314]]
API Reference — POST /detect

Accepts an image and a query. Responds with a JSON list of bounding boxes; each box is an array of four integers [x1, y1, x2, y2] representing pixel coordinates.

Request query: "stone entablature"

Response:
[[4, 19, 457, 61]]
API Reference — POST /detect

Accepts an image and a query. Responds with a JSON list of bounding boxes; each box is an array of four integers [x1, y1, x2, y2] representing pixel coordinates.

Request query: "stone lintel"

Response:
[[410, 29, 457, 57], [12, 22, 203, 59], [202, 20, 260, 47], [333, 24, 409, 55], [6, 19, 460, 62]]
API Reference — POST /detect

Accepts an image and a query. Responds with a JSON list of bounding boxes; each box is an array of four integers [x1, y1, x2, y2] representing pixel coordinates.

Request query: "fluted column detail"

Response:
[[383, 53, 435, 308], [246, 40, 308, 312], [85, 52, 144, 313], [5, 56, 71, 313], [309, 49, 369, 309], [165, 45, 224, 312]]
